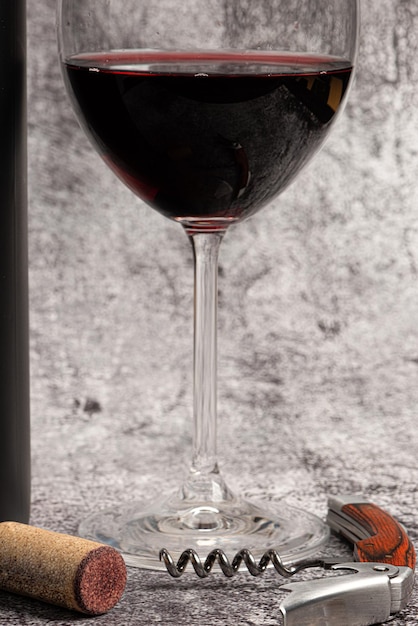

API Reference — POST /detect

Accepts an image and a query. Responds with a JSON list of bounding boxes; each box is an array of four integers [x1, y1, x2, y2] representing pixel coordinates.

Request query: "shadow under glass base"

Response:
[[79, 489, 329, 570]]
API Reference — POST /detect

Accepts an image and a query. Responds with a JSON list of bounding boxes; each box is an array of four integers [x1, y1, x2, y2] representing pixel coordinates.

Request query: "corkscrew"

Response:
[[159, 496, 416, 626], [159, 546, 327, 579]]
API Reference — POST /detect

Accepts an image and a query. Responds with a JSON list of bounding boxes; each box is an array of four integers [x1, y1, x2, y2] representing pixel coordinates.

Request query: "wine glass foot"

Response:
[[78, 492, 329, 570]]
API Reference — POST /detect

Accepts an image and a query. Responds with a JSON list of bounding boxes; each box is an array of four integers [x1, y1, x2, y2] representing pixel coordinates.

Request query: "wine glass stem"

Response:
[[189, 231, 224, 479]]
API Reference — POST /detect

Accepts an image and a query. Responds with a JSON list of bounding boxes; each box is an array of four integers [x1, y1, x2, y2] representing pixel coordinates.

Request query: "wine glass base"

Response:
[[78, 494, 329, 571]]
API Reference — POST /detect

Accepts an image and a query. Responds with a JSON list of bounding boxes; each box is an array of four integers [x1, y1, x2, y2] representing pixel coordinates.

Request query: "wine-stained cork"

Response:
[[0, 522, 127, 614]]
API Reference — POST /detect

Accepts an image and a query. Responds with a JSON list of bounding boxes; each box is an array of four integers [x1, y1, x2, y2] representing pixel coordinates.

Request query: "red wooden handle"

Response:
[[341, 502, 416, 569]]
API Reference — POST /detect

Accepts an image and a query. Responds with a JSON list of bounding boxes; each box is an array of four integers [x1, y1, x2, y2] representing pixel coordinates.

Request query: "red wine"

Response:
[[63, 51, 352, 228], [0, 0, 30, 522]]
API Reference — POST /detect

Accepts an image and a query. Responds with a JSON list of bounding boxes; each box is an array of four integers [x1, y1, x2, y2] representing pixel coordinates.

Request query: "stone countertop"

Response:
[[2, 0, 417, 623]]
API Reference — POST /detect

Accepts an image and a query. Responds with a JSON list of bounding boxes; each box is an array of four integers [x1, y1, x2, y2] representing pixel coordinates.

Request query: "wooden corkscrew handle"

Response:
[[328, 497, 416, 570]]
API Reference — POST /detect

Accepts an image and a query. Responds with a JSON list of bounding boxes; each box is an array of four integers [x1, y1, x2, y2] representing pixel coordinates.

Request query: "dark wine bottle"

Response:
[[0, 0, 30, 522]]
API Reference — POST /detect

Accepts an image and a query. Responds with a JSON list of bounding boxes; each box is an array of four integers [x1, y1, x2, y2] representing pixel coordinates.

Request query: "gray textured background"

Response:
[[1, 0, 418, 623]]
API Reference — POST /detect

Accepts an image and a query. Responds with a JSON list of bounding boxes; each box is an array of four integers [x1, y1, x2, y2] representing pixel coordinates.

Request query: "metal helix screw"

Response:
[[159, 547, 326, 579]]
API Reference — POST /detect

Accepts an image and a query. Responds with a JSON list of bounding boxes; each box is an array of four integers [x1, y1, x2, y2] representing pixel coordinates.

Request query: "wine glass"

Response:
[[57, 0, 359, 570]]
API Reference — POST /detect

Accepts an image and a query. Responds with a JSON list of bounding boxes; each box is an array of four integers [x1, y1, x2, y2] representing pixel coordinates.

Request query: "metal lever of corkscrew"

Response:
[[279, 495, 416, 625], [160, 495, 416, 625]]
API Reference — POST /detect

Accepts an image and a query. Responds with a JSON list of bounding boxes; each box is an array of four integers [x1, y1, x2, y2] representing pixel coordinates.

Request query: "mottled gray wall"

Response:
[[28, 1, 418, 526]]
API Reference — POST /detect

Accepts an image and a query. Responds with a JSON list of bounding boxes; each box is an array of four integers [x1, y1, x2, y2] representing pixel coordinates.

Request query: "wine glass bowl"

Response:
[[57, 0, 359, 569], [63, 50, 352, 233]]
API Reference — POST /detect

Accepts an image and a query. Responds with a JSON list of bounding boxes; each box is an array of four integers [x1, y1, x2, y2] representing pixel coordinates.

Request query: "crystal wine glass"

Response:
[[57, 0, 359, 570]]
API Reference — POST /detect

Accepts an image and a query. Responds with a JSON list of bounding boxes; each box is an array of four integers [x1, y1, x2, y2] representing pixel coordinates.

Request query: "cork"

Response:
[[0, 522, 127, 614]]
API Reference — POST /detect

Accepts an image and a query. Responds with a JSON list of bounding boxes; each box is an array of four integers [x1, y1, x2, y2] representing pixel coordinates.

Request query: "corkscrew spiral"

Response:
[[159, 548, 326, 578]]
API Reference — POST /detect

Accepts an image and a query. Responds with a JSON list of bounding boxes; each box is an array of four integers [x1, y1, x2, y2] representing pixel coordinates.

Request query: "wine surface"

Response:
[[64, 51, 352, 228]]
